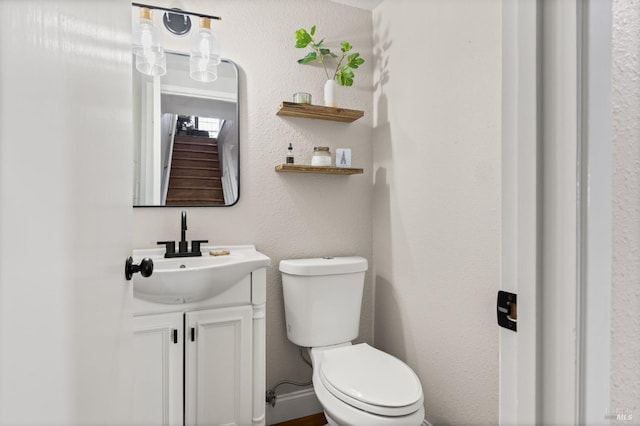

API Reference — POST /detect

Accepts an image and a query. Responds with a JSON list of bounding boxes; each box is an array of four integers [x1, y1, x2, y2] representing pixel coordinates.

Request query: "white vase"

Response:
[[324, 79, 337, 107]]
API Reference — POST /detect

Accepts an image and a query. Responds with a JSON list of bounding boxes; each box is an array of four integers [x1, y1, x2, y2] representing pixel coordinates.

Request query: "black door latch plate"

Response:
[[497, 290, 517, 332]]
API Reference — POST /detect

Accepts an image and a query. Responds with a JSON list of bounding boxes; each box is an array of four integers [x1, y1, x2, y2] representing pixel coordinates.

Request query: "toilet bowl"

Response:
[[279, 256, 425, 426], [310, 343, 425, 426]]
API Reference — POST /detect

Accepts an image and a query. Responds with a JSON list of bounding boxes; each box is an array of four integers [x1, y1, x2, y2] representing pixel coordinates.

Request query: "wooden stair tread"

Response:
[[173, 136, 217, 145], [172, 160, 219, 165], [167, 131, 225, 205], [174, 155, 217, 162], [166, 198, 225, 202], [171, 166, 221, 171], [166, 202, 225, 206], [174, 134, 217, 140], [174, 148, 218, 155], [173, 158, 218, 162], [171, 176, 220, 180], [174, 141, 217, 146], [170, 186, 219, 190], [174, 144, 218, 151], [170, 168, 221, 178]]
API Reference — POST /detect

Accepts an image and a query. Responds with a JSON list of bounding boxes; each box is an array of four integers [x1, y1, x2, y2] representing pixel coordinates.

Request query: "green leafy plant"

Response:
[[295, 25, 365, 86]]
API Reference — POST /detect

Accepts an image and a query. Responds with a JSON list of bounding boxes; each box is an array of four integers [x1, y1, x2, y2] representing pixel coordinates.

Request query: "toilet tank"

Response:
[[279, 256, 368, 347]]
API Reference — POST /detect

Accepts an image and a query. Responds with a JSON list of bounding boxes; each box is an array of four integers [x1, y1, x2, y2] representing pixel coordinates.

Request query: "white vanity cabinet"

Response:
[[134, 312, 184, 426], [185, 306, 253, 426], [133, 262, 268, 426]]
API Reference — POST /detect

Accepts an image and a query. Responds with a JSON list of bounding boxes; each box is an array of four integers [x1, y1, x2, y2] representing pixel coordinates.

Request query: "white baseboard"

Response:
[[265, 388, 431, 426], [265, 388, 323, 425]]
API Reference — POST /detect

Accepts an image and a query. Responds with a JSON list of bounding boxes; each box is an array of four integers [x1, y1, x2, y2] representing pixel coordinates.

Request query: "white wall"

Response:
[[372, 1, 501, 424], [611, 0, 640, 416], [132, 0, 374, 392]]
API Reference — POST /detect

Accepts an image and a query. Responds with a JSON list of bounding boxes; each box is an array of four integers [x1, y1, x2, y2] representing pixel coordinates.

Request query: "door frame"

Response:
[[500, 0, 613, 424], [577, 0, 612, 423]]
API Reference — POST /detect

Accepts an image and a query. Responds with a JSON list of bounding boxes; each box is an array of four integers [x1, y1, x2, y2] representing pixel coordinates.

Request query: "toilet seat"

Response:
[[318, 344, 423, 417]]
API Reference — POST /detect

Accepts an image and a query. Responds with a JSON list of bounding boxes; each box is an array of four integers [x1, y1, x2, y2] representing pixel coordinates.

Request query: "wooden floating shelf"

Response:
[[276, 102, 364, 123], [275, 164, 364, 175]]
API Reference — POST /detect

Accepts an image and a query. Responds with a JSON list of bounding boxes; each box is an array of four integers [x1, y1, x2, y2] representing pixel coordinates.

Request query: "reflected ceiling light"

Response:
[[131, 3, 222, 81], [189, 17, 221, 82]]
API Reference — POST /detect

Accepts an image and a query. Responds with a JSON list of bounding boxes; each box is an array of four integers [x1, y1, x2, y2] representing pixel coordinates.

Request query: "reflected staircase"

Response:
[[166, 134, 225, 205]]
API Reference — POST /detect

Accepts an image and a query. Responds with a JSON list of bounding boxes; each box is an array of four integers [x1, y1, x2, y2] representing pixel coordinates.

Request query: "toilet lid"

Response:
[[319, 344, 423, 416]]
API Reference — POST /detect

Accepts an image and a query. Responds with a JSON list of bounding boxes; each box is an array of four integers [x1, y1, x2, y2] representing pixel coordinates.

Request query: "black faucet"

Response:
[[158, 211, 208, 258], [179, 211, 188, 254]]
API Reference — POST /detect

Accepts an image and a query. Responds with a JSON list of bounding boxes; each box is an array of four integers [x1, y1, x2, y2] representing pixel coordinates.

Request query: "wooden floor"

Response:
[[271, 412, 327, 426]]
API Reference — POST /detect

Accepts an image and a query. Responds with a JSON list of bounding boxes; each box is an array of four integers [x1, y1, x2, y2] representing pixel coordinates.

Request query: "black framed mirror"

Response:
[[132, 52, 239, 206]]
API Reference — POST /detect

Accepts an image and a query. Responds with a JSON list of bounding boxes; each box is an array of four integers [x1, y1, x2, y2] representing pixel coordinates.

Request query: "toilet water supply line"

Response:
[[265, 347, 313, 407]]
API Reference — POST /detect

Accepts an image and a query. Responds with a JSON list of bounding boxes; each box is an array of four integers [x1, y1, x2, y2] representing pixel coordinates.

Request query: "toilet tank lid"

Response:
[[279, 256, 368, 276]]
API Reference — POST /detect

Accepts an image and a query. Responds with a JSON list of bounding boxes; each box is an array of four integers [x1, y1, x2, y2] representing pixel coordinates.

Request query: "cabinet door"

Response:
[[134, 313, 184, 426], [185, 306, 253, 426]]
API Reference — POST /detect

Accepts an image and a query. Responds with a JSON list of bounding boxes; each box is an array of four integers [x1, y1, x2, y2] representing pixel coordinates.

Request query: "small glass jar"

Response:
[[311, 146, 332, 166], [293, 92, 312, 104]]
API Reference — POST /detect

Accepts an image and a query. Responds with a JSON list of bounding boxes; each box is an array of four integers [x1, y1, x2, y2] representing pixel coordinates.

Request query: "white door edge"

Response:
[[500, 0, 540, 424]]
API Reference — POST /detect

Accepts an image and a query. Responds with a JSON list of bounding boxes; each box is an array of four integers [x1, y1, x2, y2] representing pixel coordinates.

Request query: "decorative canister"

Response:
[[311, 146, 332, 166]]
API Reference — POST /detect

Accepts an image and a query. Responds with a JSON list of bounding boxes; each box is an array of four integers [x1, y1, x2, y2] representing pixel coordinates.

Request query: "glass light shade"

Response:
[[189, 60, 218, 82], [135, 49, 167, 77], [189, 17, 221, 82], [132, 8, 166, 76]]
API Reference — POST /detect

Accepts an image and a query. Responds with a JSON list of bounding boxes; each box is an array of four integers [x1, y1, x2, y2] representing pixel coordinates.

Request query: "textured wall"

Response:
[[612, 0, 640, 415], [372, 1, 501, 424], [132, 0, 374, 391]]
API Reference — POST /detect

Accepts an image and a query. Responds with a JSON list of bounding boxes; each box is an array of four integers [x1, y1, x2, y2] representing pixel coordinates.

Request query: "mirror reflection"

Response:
[[133, 52, 239, 206]]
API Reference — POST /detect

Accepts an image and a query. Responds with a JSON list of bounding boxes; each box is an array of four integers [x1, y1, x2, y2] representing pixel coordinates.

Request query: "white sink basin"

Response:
[[132, 245, 270, 304]]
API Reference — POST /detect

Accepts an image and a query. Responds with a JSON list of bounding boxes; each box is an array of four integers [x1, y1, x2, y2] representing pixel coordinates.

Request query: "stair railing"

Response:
[[217, 121, 238, 204], [161, 114, 178, 205]]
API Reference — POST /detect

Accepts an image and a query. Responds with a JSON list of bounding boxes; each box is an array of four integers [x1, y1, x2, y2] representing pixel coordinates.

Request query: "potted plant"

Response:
[[295, 25, 365, 107]]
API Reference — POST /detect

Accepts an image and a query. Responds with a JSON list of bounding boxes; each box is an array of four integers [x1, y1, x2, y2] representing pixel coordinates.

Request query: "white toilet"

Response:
[[279, 256, 425, 426]]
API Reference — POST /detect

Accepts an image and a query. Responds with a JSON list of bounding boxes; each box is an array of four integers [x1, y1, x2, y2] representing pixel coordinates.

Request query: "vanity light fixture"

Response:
[[131, 2, 222, 82], [132, 6, 166, 77], [189, 17, 221, 82]]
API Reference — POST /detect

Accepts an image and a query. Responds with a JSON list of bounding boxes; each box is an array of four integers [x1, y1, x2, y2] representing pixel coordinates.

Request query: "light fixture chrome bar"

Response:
[[131, 2, 221, 21]]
